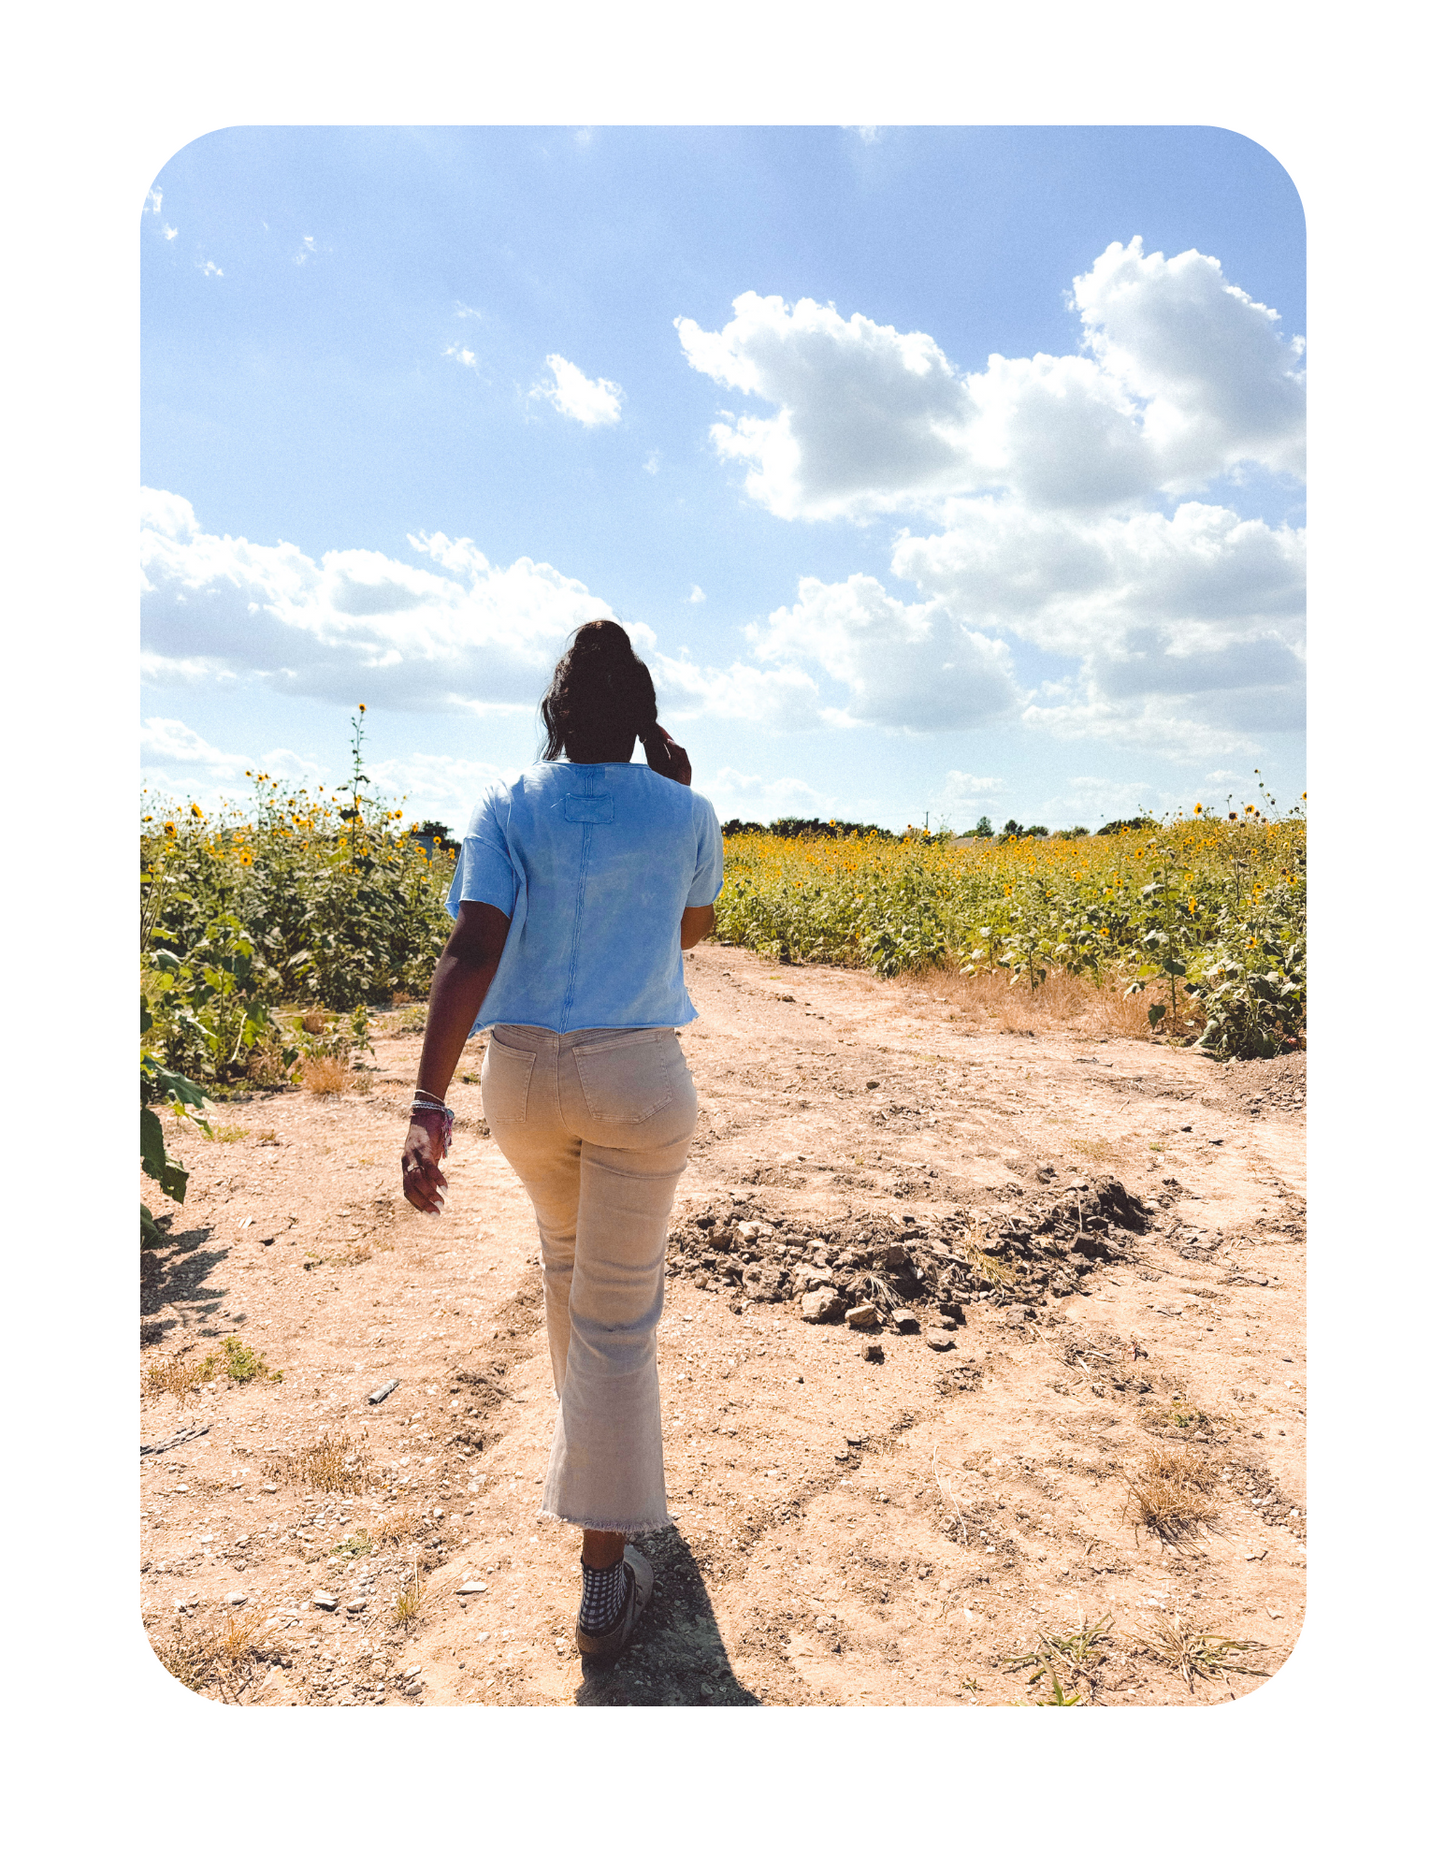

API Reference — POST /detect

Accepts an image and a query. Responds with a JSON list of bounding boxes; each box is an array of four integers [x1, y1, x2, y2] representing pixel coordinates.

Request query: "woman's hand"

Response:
[[643, 724, 692, 786], [402, 1111, 449, 1214]]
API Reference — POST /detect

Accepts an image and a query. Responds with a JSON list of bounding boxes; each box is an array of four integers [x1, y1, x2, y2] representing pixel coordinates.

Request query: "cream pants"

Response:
[[480, 1024, 698, 1533]]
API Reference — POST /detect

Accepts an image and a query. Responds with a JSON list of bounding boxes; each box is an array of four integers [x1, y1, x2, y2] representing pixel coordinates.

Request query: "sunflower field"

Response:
[[140, 743, 455, 1091], [714, 795, 1305, 1059]]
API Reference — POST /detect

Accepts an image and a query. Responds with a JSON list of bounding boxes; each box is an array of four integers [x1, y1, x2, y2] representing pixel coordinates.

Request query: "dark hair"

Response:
[[539, 619, 658, 763]]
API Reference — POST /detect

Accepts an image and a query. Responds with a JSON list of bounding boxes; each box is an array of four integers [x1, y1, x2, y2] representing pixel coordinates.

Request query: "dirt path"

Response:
[[140, 941, 1305, 1707]]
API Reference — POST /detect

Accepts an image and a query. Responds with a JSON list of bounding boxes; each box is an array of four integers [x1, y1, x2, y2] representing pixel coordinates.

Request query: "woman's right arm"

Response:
[[680, 905, 715, 949], [402, 900, 511, 1213]]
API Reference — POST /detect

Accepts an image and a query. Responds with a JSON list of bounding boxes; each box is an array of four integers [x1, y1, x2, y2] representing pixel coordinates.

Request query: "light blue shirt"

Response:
[[446, 761, 725, 1034]]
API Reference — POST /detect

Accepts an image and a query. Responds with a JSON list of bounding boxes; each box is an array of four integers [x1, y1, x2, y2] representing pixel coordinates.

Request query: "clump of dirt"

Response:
[[665, 1173, 1160, 1327]]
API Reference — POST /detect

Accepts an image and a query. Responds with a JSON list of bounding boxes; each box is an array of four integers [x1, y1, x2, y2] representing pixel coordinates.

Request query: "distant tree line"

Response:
[[721, 813, 1158, 842]]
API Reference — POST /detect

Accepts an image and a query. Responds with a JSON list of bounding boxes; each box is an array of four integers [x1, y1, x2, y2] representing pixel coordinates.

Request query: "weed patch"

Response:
[[1003, 1614, 1115, 1702], [1136, 1612, 1271, 1692], [391, 1561, 428, 1627], [222, 1335, 282, 1384]]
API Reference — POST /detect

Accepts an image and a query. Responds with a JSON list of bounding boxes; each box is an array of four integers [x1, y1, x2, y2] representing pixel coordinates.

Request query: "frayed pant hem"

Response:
[[536, 1506, 677, 1535]]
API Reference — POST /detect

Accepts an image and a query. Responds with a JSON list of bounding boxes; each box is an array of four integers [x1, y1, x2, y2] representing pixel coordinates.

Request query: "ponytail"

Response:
[[540, 619, 658, 763]]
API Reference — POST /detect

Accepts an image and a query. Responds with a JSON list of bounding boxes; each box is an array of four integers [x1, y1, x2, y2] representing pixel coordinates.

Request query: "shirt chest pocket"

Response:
[[573, 1033, 680, 1123]]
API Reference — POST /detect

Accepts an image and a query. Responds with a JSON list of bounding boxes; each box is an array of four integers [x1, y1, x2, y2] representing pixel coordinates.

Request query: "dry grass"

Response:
[[912, 964, 1156, 1041], [375, 1508, 430, 1549], [143, 1348, 219, 1403], [270, 1429, 376, 1495], [1136, 1612, 1271, 1692], [212, 1123, 250, 1144], [391, 1561, 428, 1627], [386, 1004, 429, 1035], [1124, 1445, 1219, 1541], [300, 1055, 351, 1096], [300, 1008, 330, 1034], [151, 1608, 269, 1701], [947, 1222, 1020, 1289], [245, 1038, 296, 1087]]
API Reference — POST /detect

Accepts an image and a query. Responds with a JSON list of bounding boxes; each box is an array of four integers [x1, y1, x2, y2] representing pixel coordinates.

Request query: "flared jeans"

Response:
[[480, 1024, 698, 1533]]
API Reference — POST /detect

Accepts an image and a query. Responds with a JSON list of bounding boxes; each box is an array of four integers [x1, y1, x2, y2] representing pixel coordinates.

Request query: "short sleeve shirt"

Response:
[[445, 761, 725, 1033]]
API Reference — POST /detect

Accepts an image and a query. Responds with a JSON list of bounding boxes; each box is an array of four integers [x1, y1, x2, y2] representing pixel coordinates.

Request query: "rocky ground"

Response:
[[140, 940, 1305, 1707]]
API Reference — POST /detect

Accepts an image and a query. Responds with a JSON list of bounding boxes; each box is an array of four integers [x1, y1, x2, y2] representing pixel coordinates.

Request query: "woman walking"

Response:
[[400, 620, 723, 1661]]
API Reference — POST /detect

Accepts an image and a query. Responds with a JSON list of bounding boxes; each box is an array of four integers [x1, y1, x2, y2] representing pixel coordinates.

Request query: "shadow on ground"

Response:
[[575, 1527, 758, 1707], [140, 1222, 229, 1344]]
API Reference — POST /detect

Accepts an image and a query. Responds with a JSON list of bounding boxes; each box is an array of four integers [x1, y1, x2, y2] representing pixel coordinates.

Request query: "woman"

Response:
[[401, 619, 723, 1662]]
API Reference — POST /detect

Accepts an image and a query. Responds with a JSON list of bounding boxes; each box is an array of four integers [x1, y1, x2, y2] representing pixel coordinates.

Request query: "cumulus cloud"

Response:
[[1072, 239, 1305, 484], [932, 770, 1005, 816], [894, 498, 1304, 662], [696, 766, 834, 821], [677, 239, 1303, 520], [139, 717, 323, 782], [687, 585, 706, 604], [444, 342, 479, 371], [198, 259, 223, 278], [533, 354, 623, 427], [652, 653, 821, 728], [750, 574, 1019, 732], [139, 488, 634, 712]]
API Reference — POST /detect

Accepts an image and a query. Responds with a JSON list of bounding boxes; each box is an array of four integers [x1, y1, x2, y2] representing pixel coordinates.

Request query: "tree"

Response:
[[972, 815, 994, 838]]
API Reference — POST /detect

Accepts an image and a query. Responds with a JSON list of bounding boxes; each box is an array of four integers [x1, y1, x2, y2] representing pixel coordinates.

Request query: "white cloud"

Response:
[[652, 653, 820, 728], [687, 585, 706, 604], [1072, 238, 1305, 485], [198, 259, 223, 278], [140, 717, 325, 812], [933, 770, 1005, 816], [294, 235, 318, 266], [643, 453, 660, 474], [444, 342, 479, 371], [533, 354, 623, 427], [677, 292, 972, 520], [1032, 776, 1169, 826], [894, 499, 1303, 657], [750, 574, 1019, 731], [163, 224, 178, 241], [851, 126, 881, 144], [677, 241, 1303, 520], [696, 766, 833, 821], [139, 487, 633, 712], [1019, 693, 1262, 761], [146, 188, 163, 214]]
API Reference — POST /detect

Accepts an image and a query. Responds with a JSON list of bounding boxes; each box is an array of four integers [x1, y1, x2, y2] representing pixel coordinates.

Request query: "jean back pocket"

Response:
[[480, 1033, 536, 1125], [573, 1032, 681, 1124]]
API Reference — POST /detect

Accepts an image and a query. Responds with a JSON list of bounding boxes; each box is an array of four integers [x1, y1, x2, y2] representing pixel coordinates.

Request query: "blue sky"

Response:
[[141, 125, 1305, 834]]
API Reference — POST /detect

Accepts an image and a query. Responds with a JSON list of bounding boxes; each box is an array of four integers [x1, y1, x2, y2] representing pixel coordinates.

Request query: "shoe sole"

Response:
[[575, 1545, 654, 1660]]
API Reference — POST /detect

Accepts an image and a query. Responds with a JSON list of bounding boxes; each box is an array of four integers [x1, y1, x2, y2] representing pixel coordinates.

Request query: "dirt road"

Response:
[[140, 940, 1305, 1706]]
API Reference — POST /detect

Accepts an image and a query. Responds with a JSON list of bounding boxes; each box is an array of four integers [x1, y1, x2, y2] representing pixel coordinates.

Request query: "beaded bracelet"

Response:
[[409, 1090, 454, 1157]]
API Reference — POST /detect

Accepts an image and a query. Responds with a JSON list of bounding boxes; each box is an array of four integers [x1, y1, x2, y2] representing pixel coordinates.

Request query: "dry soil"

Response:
[[139, 940, 1305, 1708]]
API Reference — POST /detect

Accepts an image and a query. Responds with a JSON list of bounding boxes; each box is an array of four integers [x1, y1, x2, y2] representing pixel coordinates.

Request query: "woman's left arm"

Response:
[[402, 900, 511, 1213]]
